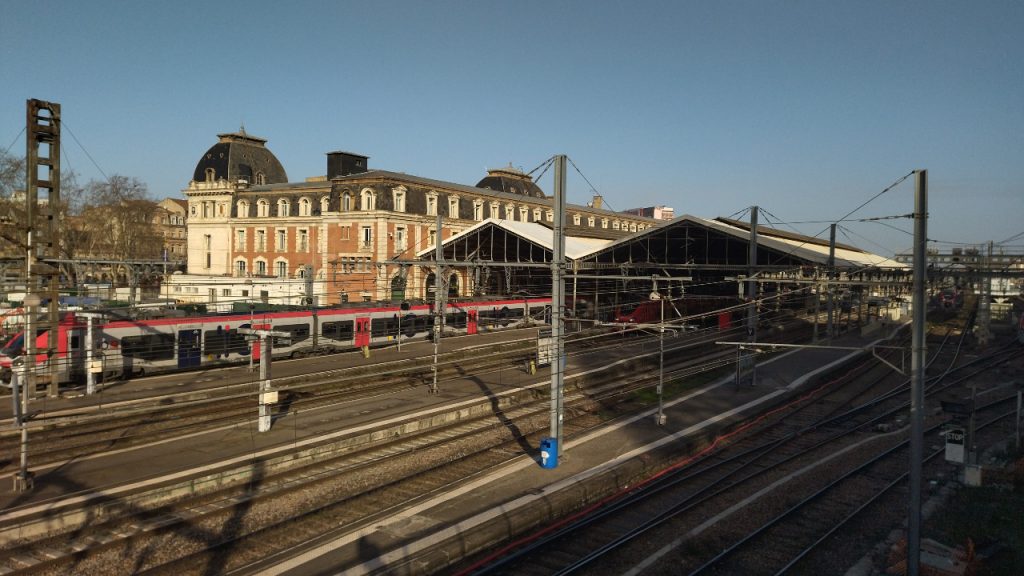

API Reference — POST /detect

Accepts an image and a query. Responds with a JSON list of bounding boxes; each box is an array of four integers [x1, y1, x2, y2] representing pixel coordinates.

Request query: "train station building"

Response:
[[169, 131, 656, 309]]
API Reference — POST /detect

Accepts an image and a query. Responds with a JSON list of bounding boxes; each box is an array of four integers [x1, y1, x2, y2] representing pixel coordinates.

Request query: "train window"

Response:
[[203, 328, 248, 356], [321, 320, 354, 341], [275, 324, 310, 346], [121, 334, 176, 361], [445, 311, 467, 328], [371, 317, 399, 338]]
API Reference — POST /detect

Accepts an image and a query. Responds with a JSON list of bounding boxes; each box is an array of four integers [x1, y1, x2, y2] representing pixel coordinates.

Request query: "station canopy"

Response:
[[419, 215, 906, 272]]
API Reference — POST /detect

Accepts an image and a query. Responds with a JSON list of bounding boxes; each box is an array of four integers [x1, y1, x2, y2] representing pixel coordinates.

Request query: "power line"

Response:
[[3, 127, 26, 157], [58, 119, 110, 183]]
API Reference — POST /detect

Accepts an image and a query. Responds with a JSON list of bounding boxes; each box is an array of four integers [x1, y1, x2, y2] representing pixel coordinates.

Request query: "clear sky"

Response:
[[3, 0, 1022, 257]]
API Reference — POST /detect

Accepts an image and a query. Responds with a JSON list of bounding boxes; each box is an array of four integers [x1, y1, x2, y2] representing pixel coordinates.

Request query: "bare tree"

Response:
[[79, 175, 162, 261]]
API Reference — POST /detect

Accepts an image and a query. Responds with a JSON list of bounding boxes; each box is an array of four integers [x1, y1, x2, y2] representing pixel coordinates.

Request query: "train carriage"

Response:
[[0, 297, 550, 385]]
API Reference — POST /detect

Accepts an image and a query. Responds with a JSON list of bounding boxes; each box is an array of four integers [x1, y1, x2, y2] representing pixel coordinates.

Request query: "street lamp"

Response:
[[652, 280, 666, 426]]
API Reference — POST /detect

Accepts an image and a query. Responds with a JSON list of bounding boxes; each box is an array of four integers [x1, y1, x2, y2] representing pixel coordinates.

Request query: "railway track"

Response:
[[460, 315, 1019, 576], [0, 317, 778, 575]]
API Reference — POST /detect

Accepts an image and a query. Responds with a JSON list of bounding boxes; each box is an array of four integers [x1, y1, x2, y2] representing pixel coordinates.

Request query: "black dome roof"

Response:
[[475, 166, 545, 198], [193, 131, 288, 185]]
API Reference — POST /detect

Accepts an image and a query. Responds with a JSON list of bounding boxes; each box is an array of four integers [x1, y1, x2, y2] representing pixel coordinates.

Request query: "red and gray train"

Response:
[[0, 297, 550, 385]]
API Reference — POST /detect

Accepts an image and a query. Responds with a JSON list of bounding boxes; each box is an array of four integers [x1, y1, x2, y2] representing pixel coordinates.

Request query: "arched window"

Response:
[[320, 196, 330, 213], [448, 273, 459, 298], [391, 275, 407, 301], [342, 192, 352, 211], [275, 260, 288, 278], [257, 199, 269, 217], [277, 198, 290, 217], [235, 259, 247, 277], [360, 188, 375, 211], [255, 172, 265, 185], [299, 197, 311, 216], [205, 167, 215, 182]]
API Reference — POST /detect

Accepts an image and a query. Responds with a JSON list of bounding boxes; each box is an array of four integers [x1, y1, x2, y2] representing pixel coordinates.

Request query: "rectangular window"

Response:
[[361, 226, 372, 249], [222, 288, 231, 297], [277, 261, 287, 278], [427, 196, 437, 216], [276, 229, 286, 252], [394, 191, 405, 212], [121, 334, 176, 361], [256, 260, 267, 275], [474, 203, 484, 221], [299, 229, 309, 252], [256, 229, 266, 251], [341, 226, 350, 240], [449, 198, 459, 219], [428, 229, 437, 248], [203, 234, 211, 250], [236, 230, 245, 250], [395, 226, 407, 250]]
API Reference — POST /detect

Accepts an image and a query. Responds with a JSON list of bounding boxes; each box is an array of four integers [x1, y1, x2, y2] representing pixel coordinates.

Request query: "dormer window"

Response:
[[255, 172, 265, 185], [299, 197, 311, 216], [277, 199, 290, 217], [393, 187, 407, 212], [237, 200, 250, 217], [448, 196, 459, 219], [572, 213, 581, 226], [360, 188, 375, 211], [257, 199, 269, 217], [342, 192, 351, 211], [320, 196, 330, 213], [426, 192, 438, 216], [204, 168, 215, 182]]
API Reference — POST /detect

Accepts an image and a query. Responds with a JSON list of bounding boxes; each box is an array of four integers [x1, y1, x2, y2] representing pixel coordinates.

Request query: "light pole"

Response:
[[656, 285, 666, 426]]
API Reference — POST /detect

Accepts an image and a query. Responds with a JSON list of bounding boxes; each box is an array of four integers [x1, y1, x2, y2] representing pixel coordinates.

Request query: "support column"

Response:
[[548, 155, 567, 465], [908, 169, 928, 576]]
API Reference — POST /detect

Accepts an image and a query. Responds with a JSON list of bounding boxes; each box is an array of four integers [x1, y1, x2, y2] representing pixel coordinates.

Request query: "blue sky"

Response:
[[3, 0, 1022, 256]]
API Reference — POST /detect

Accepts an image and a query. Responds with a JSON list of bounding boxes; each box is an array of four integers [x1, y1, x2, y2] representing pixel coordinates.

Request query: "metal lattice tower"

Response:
[[25, 99, 62, 397]]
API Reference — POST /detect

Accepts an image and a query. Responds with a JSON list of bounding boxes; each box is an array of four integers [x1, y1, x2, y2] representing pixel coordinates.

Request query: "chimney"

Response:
[[327, 151, 370, 179], [591, 195, 603, 210]]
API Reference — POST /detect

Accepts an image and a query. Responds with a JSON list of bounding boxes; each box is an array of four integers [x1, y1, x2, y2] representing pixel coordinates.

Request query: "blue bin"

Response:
[[539, 437, 558, 469]]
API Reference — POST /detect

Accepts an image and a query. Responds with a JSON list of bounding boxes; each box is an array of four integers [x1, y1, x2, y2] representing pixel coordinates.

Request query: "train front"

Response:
[[0, 331, 25, 384]]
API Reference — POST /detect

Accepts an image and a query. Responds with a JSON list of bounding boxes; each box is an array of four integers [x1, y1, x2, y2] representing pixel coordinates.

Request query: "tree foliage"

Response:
[[0, 150, 160, 262]]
